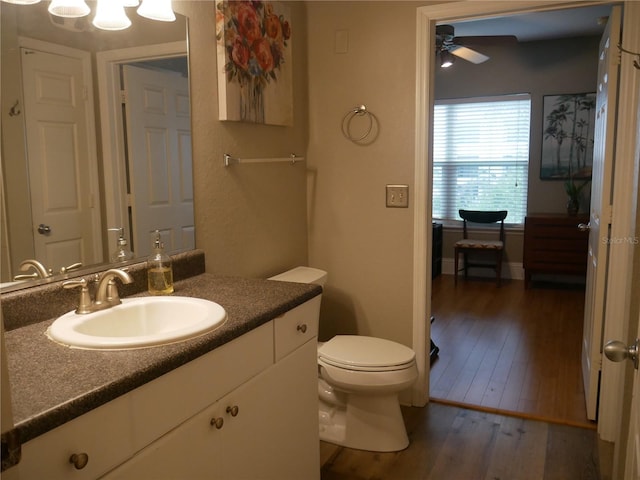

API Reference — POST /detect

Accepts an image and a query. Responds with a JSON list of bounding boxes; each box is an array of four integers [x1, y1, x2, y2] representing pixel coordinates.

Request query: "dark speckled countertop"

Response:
[[2, 266, 321, 449]]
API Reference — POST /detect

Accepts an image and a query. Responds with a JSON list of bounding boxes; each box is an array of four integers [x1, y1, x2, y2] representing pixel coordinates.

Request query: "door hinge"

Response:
[[126, 194, 132, 207], [120, 90, 127, 104], [83, 85, 88, 101]]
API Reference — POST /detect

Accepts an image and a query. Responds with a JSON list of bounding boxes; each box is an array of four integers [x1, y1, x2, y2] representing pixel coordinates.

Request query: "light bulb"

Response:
[[93, 0, 131, 30], [137, 0, 175, 22], [1, 0, 41, 5], [48, 0, 90, 18], [122, 0, 139, 6]]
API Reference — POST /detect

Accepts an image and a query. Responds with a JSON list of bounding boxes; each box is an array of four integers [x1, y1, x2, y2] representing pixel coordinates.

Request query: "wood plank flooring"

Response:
[[429, 274, 591, 428], [320, 403, 608, 480]]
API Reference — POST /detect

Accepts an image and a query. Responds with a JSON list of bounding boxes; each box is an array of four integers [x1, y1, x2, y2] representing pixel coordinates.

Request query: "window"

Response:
[[432, 94, 531, 225]]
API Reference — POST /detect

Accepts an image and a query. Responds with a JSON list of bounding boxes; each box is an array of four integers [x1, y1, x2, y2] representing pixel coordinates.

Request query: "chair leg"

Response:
[[496, 250, 503, 287], [463, 253, 468, 279], [454, 248, 459, 285]]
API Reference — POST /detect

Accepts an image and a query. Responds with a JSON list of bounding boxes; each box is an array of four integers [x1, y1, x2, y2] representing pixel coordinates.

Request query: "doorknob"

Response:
[[37, 224, 51, 235], [604, 338, 639, 370], [577, 222, 591, 232]]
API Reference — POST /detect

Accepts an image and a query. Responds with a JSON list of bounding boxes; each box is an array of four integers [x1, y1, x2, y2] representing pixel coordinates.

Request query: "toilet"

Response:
[[269, 267, 418, 452]]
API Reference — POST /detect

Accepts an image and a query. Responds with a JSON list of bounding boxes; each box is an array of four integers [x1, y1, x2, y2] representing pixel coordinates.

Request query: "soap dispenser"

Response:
[[147, 230, 174, 295], [109, 227, 135, 263]]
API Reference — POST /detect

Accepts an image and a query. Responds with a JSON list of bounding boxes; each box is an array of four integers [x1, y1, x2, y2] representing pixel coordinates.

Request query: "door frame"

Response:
[[413, 0, 639, 447], [96, 41, 188, 254]]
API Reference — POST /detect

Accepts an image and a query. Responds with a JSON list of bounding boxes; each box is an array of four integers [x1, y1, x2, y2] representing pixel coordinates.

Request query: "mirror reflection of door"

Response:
[[121, 63, 194, 258], [20, 44, 103, 273]]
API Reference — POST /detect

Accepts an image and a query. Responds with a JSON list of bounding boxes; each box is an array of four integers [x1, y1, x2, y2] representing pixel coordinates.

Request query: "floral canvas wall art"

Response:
[[541, 93, 596, 180], [216, 0, 293, 126]]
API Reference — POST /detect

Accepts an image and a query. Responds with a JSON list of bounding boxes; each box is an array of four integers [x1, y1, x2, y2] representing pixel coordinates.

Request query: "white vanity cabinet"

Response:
[[15, 296, 321, 480]]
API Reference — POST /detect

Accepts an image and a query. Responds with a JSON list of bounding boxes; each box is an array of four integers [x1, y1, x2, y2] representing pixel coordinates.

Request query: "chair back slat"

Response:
[[459, 210, 507, 241]]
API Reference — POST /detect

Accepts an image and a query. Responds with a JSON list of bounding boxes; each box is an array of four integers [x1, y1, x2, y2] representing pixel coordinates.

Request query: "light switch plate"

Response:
[[386, 185, 409, 208]]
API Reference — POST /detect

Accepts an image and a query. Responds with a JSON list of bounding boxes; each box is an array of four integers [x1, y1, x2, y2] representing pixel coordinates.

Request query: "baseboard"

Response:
[[440, 258, 524, 280]]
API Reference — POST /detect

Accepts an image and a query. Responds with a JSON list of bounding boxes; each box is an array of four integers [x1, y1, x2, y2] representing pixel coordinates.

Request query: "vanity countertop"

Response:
[[3, 273, 322, 445]]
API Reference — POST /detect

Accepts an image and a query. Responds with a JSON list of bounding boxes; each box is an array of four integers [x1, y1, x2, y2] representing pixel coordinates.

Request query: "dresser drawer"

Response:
[[274, 296, 320, 361]]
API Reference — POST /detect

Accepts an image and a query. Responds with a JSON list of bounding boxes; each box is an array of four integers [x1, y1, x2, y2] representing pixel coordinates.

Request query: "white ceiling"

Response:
[[450, 4, 612, 42]]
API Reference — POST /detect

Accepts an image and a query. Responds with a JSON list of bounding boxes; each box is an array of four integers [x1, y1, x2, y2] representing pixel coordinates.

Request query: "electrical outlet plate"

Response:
[[386, 185, 409, 208]]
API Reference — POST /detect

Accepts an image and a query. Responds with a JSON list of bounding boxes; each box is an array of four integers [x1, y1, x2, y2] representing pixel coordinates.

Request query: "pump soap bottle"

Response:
[[109, 227, 135, 263], [147, 230, 174, 295]]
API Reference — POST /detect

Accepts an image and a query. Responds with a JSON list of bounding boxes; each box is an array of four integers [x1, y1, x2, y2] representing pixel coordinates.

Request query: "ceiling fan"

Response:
[[435, 24, 517, 67]]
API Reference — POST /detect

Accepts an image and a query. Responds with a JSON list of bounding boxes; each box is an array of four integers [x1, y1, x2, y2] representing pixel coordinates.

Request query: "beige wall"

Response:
[[176, 2, 310, 278], [305, 2, 422, 344]]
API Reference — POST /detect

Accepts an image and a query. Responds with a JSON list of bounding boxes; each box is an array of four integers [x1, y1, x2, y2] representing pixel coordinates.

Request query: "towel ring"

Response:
[[342, 105, 375, 143]]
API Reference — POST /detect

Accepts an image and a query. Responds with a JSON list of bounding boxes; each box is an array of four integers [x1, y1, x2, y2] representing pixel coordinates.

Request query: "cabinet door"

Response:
[[103, 339, 320, 480], [218, 338, 320, 480]]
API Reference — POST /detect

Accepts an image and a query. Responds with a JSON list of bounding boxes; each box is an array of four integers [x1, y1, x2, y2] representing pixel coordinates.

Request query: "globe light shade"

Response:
[[93, 0, 131, 31], [137, 0, 175, 22], [1, 0, 41, 5], [48, 0, 90, 18]]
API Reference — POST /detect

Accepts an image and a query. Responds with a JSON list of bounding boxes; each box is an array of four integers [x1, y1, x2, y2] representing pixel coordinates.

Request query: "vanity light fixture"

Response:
[[48, 0, 90, 18], [1, 0, 41, 4], [137, 0, 176, 22], [93, 0, 131, 31]]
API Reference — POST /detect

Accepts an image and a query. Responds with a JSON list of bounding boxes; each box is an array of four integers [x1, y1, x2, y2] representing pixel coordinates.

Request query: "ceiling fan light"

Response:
[[440, 50, 454, 68], [1, 0, 41, 5], [48, 0, 90, 18], [93, 0, 131, 31], [137, 0, 175, 22]]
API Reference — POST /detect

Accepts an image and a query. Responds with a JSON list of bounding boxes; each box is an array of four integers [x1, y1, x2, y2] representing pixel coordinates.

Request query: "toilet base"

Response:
[[319, 392, 409, 452]]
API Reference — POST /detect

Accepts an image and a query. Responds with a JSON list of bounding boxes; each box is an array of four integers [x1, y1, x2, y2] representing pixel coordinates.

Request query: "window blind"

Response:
[[433, 94, 531, 224]]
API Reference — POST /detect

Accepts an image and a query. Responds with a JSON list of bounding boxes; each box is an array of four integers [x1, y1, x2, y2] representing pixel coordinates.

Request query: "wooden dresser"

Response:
[[523, 214, 589, 288]]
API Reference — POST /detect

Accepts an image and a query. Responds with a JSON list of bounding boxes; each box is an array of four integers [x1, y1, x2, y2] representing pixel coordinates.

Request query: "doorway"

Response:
[[414, 0, 640, 447]]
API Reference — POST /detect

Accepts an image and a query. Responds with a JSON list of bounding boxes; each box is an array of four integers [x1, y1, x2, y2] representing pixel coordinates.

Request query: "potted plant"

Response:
[[564, 176, 590, 215]]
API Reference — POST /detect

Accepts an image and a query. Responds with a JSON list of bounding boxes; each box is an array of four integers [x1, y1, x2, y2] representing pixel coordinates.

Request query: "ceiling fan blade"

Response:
[[453, 35, 518, 46], [450, 46, 489, 64]]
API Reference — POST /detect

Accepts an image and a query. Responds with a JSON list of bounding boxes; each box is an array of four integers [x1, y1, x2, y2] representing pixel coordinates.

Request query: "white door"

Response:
[[21, 47, 102, 273], [581, 7, 622, 421], [123, 65, 194, 258]]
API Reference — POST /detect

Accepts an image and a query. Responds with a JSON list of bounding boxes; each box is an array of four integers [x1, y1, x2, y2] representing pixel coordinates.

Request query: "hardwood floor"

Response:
[[320, 274, 613, 479], [429, 274, 592, 428], [320, 403, 609, 480]]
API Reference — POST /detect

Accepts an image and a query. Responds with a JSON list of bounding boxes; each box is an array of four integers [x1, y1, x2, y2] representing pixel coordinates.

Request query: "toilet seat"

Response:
[[318, 335, 415, 372]]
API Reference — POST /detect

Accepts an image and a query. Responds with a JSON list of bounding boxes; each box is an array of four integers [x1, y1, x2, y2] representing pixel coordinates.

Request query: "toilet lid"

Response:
[[318, 335, 415, 369]]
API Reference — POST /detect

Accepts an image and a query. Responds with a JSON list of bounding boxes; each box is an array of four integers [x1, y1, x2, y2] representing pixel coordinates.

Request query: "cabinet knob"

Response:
[[69, 453, 89, 470], [210, 417, 224, 429], [226, 405, 239, 417], [297, 324, 307, 333]]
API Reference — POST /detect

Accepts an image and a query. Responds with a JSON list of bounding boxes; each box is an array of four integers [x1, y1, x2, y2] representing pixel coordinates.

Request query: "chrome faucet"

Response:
[[14, 259, 51, 280], [63, 268, 134, 314]]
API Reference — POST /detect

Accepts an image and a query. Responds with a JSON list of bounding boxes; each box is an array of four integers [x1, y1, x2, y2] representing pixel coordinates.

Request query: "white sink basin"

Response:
[[47, 296, 227, 350]]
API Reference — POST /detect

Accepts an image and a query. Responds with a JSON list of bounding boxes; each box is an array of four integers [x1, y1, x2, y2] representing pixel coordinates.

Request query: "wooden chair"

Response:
[[454, 210, 508, 286]]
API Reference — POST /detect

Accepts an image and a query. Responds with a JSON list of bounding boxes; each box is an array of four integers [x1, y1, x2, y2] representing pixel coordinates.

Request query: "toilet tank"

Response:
[[269, 266, 328, 287]]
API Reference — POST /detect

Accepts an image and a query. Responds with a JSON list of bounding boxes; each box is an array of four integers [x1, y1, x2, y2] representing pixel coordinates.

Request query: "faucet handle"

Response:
[[62, 279, 93, 314]]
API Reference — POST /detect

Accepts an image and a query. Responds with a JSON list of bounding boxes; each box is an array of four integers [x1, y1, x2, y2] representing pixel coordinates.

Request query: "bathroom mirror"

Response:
[[0, 1, 195, 291]]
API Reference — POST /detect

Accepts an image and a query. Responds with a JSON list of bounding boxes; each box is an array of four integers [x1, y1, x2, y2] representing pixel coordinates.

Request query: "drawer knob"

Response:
[[210, 417, 224, 429], [226, 405, 239, 417], [297, 324, 308, 333], [69, 453, 89, 470]]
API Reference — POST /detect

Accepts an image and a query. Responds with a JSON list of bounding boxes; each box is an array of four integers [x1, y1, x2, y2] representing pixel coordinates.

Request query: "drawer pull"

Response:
[[69, 453, 89, 470], [297, 324, 308, 334], [210, 417, 224, 429], [226, 405, 239, 417]]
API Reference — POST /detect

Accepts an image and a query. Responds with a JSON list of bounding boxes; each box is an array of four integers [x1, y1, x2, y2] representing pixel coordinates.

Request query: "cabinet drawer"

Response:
[[19, 394, 133, 480], [274, 296, 320, 361], [129, 322, 273, 451]]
